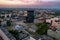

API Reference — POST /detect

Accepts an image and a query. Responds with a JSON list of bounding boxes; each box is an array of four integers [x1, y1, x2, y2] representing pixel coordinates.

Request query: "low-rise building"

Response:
[[18, 31, 30, 40], [29, 24, 37, 32], [0, 27, 16, 40], [47, 29, 60, 40]]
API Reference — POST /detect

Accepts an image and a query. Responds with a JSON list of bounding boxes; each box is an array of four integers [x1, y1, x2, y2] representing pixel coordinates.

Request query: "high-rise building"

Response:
[[0, 20, 1, 26], [26, 10, 34, 23]]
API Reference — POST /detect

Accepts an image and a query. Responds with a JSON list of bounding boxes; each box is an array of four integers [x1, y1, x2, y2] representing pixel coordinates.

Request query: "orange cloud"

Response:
[[0, 0, 40, 8], [0, 0, 39, 5]]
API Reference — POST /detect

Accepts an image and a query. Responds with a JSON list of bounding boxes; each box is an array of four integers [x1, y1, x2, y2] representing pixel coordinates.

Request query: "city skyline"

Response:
[[0, 0, 60, 8]]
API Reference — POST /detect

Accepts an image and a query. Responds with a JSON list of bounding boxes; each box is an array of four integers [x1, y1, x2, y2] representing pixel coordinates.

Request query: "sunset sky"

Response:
[[0, 0, 60, 8]]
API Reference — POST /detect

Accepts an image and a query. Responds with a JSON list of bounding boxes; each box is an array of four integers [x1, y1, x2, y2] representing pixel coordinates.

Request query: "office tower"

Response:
[[26, 10, 34, 23], [0, 20, 1, 26]]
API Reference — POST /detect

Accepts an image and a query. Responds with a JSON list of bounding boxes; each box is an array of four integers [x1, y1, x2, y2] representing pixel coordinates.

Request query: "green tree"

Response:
[[36, 23, 49, 35], [6, 20, 11, 26], [9, 30, 19, 40]]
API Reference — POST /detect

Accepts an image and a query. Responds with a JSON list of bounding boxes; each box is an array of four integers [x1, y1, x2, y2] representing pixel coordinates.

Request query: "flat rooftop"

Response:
[[0, 26, 16, 40]]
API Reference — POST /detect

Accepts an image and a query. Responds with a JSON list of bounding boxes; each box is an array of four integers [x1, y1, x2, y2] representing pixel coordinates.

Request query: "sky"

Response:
[[0, 0, 60, 8]]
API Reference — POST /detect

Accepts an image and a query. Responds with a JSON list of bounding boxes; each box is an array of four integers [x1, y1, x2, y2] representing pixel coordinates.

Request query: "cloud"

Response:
[[41, 0, 60, 2], [0, 0, 39, 5], [0, 0, 60, 8]]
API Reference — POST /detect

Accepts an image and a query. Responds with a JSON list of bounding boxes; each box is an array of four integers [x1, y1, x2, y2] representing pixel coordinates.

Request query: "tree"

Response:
[[36, 23, 49, 35], [6, 20, 11, 26], [9, 30, 19, 40]]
